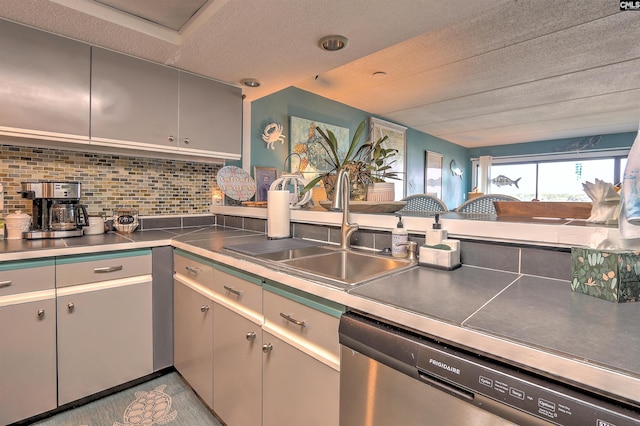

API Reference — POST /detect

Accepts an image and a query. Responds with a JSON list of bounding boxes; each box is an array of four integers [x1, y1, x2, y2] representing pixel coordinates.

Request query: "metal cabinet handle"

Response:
[[280, 312, 306, 327], [185, 266, 201, 274], [37, 309, 45, 318], [67, 302, 75, 312], [168, 135, 175, 142], [0, 280, 12, 288], [183, 138, 190, 144], [262, 343, 273, 353], [94, 265, 123, 273], [223, 285, 241, 297], [246, 331, 256, 341], [200, 305, 210, 312]]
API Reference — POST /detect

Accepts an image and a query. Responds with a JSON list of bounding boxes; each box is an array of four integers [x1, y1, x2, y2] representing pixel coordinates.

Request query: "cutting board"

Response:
[[494, 201, 592, 219]]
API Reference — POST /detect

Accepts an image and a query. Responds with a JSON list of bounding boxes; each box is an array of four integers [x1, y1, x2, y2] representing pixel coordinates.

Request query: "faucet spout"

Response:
[[331, 168, 359, 250]]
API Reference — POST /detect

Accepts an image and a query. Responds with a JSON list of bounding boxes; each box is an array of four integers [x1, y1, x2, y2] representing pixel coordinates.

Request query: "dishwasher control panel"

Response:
[[416, 344, 640, 425]]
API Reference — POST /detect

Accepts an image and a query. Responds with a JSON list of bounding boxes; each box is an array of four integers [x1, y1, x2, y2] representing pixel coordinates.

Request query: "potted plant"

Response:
[[301, 120, 372, 201], [362, 134, 399, 202]]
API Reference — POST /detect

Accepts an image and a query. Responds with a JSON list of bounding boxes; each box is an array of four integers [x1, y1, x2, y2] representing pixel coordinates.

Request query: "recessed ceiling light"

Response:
[[240, 78, 261, 88], [372, 71, 387, 78], [319, 35, 348, 51]]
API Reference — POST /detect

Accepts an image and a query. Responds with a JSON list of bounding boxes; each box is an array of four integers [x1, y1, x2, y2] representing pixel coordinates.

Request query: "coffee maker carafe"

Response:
[[19, 181, 89, 239]]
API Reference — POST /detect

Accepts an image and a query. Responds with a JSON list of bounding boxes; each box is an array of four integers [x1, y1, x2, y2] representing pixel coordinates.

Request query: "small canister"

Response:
[[5, 210, 31, 239], [85, 215, 105, 235]]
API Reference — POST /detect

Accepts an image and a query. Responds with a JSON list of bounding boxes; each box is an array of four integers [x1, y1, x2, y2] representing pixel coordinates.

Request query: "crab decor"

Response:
[[113, 384, 177, 426], [262, 123, 286, 150]]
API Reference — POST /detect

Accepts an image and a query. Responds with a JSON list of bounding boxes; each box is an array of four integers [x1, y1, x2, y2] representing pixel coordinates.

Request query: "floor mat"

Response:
[[32, 372, 222, 426]]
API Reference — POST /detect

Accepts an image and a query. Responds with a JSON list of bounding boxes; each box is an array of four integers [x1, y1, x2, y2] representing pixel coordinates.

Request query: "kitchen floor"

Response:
[[31, 372, 221, 426]]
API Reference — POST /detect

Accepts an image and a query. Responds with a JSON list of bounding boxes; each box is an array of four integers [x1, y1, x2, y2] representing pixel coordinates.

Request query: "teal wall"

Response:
[[250, 87, 469, 209], [249, 86, 636, 209]]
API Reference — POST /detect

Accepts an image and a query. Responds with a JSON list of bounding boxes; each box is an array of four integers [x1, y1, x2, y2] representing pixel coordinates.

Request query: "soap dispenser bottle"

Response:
[[392, 215, 409, 258], [426, 213, 448, 246]]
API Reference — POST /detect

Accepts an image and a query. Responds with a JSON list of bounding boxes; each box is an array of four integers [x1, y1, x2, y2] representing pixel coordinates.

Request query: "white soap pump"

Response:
[[392, 215, 409, 258], [426, 213, 448, 246]]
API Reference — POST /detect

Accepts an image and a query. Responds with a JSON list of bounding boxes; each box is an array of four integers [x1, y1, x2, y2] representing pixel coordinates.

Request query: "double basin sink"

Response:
[[249, 243, 416, 287]]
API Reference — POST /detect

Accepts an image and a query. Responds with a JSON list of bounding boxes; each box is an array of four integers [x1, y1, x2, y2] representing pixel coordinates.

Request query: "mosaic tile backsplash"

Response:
[[0, 144, 222, 217]]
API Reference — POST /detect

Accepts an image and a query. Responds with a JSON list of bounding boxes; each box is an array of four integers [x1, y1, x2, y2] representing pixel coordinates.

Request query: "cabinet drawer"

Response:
[[263, 287, 341, 357], [0, 259, 55, 296], [56, 250, 152, 288], [174, 251, 214, 289], [212, 268, 262, 315]]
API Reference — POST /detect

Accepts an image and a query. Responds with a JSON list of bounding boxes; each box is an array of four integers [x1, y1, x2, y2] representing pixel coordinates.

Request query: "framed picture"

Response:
[[370, 117, 407, 200], [254, 166, 278, 202], [289, 116, 350, 181], [425, 151, 443, 199]]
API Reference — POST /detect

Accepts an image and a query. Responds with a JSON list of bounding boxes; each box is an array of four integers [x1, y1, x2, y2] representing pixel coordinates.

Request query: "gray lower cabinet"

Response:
[[56, 250, 154, 405], [213, 303, 262, 426], [0, 19, 90, 139], [262, 285, 342, 426], [0, 259, 57, 425], [262, 331, 340, 426], [173, 278, 214, 407]]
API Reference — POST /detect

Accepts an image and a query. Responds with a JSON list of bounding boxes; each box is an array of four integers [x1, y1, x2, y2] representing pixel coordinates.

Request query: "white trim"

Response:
[[472, 148, 630, 164], [56, 275, 152, 297], [0, 289, 56, 307]]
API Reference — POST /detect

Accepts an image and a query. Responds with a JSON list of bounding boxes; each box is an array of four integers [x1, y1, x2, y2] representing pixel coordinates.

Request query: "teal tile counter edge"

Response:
[[56, 249, 151, 265], [263, 281, 345, 318], [0, 258, 55, 271]]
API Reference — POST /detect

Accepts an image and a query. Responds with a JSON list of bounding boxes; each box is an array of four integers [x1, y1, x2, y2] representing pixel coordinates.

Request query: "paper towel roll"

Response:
[[267, 190, 290, 239]]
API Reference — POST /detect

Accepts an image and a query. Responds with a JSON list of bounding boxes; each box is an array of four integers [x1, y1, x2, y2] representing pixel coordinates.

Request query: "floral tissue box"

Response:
[[571, 247, 640, 303]]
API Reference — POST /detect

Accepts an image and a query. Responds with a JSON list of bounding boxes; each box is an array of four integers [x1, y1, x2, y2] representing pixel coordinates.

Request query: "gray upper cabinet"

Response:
[[178, 71, 242, 157], [91, 47, 179, 149], [91, 47, 242, 159], [0, 19, 90, 139]]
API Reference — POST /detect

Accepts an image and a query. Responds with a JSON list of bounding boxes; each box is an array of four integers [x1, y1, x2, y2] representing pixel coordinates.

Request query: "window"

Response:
[[474, 150, 628, 201]]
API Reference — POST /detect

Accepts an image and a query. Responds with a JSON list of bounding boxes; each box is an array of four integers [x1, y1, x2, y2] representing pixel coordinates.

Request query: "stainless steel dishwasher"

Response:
[[339, 311, 640, 426]]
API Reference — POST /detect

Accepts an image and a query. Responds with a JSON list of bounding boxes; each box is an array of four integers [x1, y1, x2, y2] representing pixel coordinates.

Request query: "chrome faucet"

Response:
[[331, 168, 359, 249]]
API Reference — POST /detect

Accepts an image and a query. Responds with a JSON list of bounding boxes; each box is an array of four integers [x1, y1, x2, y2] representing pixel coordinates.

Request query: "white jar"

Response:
[[5, 210, 31, 239], [85, 216, 105, 235]]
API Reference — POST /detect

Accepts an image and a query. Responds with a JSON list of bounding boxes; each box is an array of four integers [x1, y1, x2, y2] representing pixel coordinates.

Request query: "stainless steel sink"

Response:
[[277, 248, 415, 286]]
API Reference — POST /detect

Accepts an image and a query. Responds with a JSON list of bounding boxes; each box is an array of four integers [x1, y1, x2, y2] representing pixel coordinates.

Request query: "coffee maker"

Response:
[[19, 181, 89, 239]]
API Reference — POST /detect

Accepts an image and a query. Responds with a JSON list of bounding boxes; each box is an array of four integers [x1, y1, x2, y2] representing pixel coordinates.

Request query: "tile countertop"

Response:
[[1, 225, 638, 406]]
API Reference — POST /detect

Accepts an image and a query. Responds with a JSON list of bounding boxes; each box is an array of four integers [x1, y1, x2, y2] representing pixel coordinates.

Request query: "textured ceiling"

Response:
[[0, 0, 638, 148]]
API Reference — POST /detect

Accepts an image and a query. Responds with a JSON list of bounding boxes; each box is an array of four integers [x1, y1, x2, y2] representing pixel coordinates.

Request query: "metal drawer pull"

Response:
[[0, 280, 12, 288], [200, 305, 210, 312], [280, 313, 306, 328], [223, 285, 241, 297], [94, 265, 123, 273], [37, 309, 45, 318], [185, 266, 201, 274], [67, 302, 74, 312], [246, 331, 256, 341], [262, 343, 273, 353]]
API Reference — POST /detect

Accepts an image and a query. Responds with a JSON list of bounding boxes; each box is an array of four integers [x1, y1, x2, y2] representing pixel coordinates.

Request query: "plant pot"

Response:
[[322, 170, 367, 202], [366, 182, 395, 202]]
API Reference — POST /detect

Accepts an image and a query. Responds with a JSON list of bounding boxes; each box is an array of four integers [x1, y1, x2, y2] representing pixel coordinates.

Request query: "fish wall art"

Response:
[[491, 175, 521, 188]]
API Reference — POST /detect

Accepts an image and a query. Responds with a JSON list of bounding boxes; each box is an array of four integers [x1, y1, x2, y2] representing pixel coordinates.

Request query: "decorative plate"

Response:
[[319, 200, 406, 214], [216, 166, 256, 201]]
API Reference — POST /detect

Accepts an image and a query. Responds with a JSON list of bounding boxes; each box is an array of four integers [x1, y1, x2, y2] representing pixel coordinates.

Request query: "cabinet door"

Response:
[[213, 304, 262, 426], [0, 19, 90, 139], [173, 279, 214, 407], [91, 47, 179, 148], [262, 331, 340, 426], [0, 298, 57, 425], [57, 279, 153, 405], [178, 71, 242, 157]]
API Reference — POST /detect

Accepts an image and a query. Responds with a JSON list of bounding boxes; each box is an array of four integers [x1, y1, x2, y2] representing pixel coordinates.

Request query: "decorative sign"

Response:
[[216, 166, 256, 201]]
